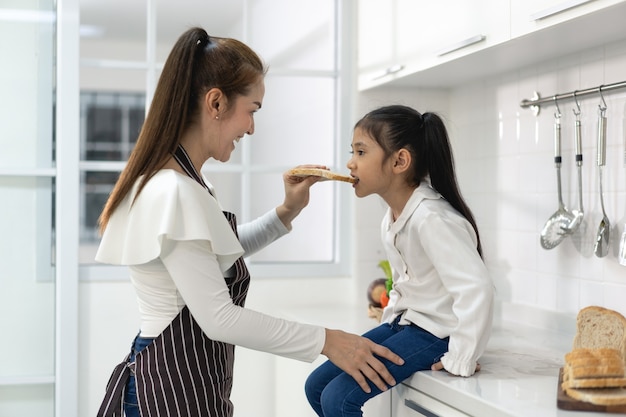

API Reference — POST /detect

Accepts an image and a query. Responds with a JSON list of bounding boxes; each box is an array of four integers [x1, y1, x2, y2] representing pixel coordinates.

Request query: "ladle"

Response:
[[540, 100, 576, 249], [594, 87, 610, 257]]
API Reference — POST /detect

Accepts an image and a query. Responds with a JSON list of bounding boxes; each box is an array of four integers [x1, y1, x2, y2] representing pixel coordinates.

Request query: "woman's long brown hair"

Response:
[[98, 27, 266, 233]]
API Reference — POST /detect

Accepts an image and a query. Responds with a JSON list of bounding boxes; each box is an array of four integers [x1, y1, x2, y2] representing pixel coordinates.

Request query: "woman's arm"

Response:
[[237, 164, 326, 255], [162, 238, 324, 361], [161, 237, 404, 391], [237, 209, 289, 256]]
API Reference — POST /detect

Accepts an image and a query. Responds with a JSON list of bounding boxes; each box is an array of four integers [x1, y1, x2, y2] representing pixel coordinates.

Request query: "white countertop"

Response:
[[399, 303, 616, 417], [282, 302, 619, 417]]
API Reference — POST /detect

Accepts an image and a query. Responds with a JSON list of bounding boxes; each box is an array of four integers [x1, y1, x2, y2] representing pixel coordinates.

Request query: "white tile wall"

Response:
[[354, 39, 626, 320]]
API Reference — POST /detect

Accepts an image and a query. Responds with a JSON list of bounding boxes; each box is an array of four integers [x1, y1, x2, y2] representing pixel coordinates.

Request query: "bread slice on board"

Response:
[[573, 306, 626, 360], [564, 386, 626, 406], [287, 168, 356, 184], [564, 376, 626, 389]]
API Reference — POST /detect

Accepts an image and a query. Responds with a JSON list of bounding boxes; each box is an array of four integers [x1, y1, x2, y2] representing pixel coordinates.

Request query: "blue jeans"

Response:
[[124, 334, 155, 417], [304, 318, 448, 417]]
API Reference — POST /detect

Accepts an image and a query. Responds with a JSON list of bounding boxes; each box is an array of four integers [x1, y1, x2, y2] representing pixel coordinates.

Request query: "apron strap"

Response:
[[96, 355, 131, 417], [172, 144, 212, 193]]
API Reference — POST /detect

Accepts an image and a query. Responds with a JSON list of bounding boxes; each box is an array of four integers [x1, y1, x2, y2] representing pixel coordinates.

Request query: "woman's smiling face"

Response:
[[212, 78, 264, 162]]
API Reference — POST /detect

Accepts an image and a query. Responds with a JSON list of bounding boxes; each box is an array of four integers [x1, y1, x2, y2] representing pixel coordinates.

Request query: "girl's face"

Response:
[[346, 127, 393, 198], [212, 79, 264, 162]]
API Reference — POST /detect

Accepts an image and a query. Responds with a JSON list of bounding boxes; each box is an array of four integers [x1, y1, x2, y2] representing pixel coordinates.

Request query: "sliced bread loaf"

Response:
[[563, 307, 626, 405]]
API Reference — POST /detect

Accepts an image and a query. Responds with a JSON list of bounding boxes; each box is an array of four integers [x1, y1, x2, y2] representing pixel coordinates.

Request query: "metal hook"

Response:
[[572, 90, 581, 119], [553, 95, 561, 120], [598, 85, 607, 114]]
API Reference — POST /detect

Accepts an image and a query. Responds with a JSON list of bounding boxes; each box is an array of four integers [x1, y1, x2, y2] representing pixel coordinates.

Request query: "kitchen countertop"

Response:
[[399, 302, 616, 417], [283, 301, 619, 417]]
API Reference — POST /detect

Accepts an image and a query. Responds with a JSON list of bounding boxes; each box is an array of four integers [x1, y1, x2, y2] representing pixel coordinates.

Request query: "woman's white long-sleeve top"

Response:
[[95, 169, 325, 362], [380, 181, 494, 377]]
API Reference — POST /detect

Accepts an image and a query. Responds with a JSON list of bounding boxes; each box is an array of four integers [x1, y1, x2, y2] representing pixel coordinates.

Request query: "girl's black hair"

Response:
[[355, 105, 482, 257]]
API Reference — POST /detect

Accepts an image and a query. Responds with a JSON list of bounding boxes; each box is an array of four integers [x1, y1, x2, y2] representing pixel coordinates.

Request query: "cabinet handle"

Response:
[[436, 34, 486, 57], [530, 0, 594, 21], [404, 399, 440, 417], [371, 64, 405, 81]]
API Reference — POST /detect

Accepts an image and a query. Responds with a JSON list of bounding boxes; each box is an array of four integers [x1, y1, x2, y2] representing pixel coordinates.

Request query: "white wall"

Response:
[[355, 38, 626, 321]]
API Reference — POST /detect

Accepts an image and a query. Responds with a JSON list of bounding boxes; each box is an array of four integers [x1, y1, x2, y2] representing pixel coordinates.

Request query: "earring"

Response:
[[215, 116, 219, 120]]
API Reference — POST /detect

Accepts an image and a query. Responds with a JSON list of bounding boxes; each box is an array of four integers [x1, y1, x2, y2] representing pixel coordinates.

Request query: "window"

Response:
[[79, 92, 144, 250], [0, 1, 57, 414], [79, 0, 352, 279]]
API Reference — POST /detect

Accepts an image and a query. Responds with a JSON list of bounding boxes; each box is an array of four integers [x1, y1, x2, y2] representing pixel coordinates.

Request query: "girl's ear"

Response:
[[204, 88, 225, 119], [392, 148, 411, 173]]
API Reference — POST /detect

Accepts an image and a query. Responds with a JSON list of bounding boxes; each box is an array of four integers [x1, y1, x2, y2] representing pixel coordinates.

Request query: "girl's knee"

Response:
[[320, 384, 365, 416]]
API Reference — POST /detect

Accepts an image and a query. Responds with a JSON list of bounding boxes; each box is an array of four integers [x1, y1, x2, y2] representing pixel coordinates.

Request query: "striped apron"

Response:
[[96, 211, 251, 417]]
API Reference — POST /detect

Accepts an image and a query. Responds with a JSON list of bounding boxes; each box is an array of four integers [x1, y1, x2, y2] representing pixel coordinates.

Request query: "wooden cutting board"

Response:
[[557, 368, 626, 413]]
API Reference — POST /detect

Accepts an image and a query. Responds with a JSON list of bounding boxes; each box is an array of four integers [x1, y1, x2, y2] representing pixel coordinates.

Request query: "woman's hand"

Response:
[[276, 164, 328, 228], [322, 329, 405, 393], [431, 361, 481, 373]]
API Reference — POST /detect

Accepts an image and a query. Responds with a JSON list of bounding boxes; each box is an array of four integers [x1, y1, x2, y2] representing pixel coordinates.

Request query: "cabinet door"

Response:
[[396, 0, 509, 66], [358, 0, 510, 90], [511, 0, 625, 38], [358, 0, 396, 75]]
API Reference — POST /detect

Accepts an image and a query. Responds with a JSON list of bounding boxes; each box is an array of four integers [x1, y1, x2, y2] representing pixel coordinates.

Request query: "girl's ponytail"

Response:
[[421, 112, 482, 257]]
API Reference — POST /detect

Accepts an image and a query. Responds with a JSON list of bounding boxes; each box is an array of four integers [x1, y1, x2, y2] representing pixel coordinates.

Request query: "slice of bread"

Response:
[[569, 364, 625, 379], [287, 168, 356, 184], [573, 306, 626, 360], [566, 348, 622, 362], [564, 377, 626, 389], [564, 386, 626, 406], [564, 348, 624, 379]]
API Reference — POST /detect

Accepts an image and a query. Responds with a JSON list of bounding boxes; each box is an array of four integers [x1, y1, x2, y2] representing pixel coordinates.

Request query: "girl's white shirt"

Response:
[[380, 179, 494, 377], [96, 169, 325, 362]]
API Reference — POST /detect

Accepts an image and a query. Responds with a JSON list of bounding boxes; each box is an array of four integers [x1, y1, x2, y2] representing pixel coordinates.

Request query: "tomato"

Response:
[[380, 291, 389, 308]]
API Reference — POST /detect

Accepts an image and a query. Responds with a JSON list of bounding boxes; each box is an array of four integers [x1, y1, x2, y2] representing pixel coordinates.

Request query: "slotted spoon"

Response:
[[541, 108, 576, 249]]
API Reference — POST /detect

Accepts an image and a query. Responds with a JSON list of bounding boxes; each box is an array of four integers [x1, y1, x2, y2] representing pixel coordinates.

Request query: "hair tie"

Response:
[[418, 112, 427, 129], [196, 34, 210, 48]]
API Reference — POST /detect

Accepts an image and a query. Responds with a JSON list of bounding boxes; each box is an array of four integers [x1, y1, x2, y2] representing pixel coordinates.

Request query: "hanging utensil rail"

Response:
[[520, 80, 626, 115]]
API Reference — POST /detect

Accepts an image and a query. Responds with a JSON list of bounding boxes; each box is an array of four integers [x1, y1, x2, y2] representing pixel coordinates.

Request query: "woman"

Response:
[[95, 28, 403, 417]]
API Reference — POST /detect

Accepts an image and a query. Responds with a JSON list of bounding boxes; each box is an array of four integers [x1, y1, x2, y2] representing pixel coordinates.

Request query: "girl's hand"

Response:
[[322, 329, 405, 393], [431, 361, 481, 373], [276, 164, 328, 228]]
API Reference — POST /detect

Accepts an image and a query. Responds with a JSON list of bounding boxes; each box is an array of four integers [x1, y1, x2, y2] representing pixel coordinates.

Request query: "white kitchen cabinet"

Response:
[[391, 383, 470, 417], [395, 0, 509, 69], [510, 0, 625, 38], [358, 0, 509, 90], [358, 0, 626, 89], [358, 0, 395, 76]]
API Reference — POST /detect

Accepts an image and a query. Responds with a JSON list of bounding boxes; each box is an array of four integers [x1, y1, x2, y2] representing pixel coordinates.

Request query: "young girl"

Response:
[[305, 105, 494, 417]]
